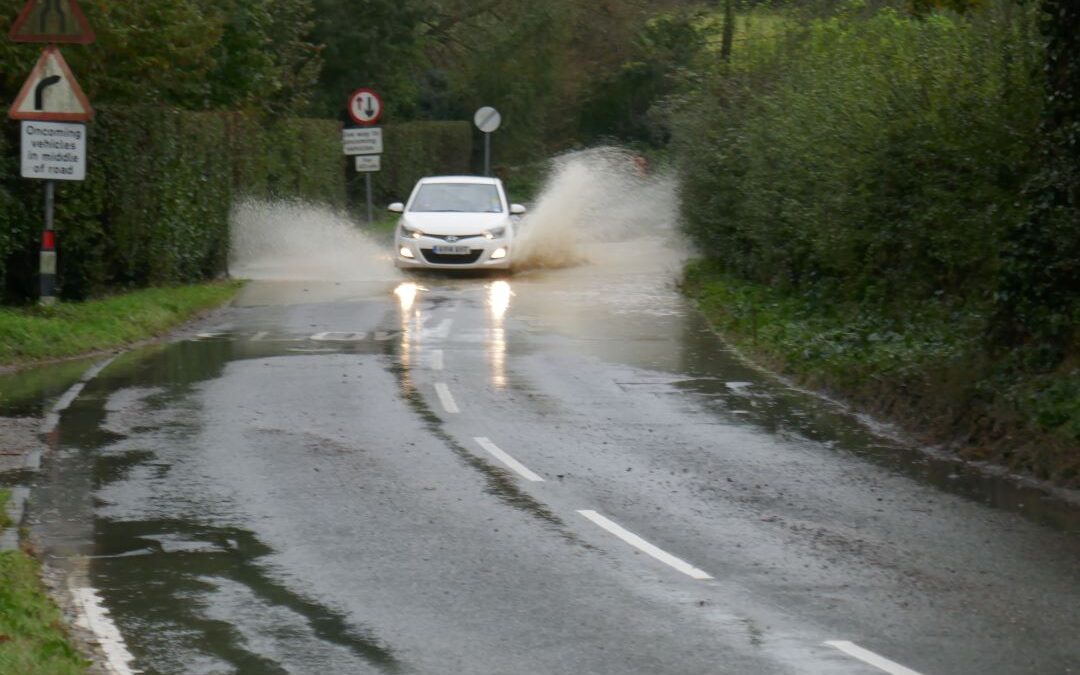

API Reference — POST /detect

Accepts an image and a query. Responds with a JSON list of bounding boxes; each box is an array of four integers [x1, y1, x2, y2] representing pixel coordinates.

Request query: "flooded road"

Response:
[[5, 153, 1080, 674]]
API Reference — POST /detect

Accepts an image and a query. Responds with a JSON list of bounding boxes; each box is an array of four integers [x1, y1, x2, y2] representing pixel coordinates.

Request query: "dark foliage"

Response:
[[991, 0, 1080, 368]]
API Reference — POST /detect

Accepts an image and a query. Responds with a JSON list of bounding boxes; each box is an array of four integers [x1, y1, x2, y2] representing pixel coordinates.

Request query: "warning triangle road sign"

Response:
[[9, 46, 94, 121], [9, 0, 95, 44]]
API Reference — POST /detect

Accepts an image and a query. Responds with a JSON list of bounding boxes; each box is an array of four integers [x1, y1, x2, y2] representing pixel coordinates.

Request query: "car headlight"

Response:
[[401, 224, 423, 239], [484, 226, 506, 240]]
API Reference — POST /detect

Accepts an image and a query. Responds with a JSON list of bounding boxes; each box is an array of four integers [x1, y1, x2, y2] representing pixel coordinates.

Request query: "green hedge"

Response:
[[0, 130, 11, 293], [228, 114, 345, 206], [351, 121, 472, 206], [674, 4, 1078, 482], [676, 7, 1042, 306], [2, 108, 344, 301]]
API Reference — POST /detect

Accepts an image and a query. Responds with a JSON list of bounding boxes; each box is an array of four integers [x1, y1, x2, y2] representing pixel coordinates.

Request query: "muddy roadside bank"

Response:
[[681, 264, 1079, 495]]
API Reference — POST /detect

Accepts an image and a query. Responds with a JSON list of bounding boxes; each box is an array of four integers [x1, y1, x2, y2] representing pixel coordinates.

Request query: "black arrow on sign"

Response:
[[35, 75, 61, 110], [365, 95, 376, 117], [41, 0, 67, 33]]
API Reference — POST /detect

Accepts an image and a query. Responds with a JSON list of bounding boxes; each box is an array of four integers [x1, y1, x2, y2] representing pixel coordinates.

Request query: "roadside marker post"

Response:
[[345, 89, 383, 225], [18, 120, 87, 304], [473, 106, 501, 177], [8, 0, 95, 305], [41, 181, 56, 302]]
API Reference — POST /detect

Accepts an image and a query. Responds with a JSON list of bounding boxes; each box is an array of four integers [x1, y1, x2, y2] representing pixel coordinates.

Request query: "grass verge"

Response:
[[366, 211, 400, 235], [0, 281, 244, 369], [682, 260, 1079, 487], [1, 490, 87, 673], [0, 488, 10, 531], [0, 551, 88, 674], [681, 261, 983, 383]]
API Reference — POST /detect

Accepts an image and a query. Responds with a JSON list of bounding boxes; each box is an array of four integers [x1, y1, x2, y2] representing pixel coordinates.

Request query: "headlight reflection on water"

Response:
[[487, 281, 513, 389], [487, 281, 512, 319], [395, 282, 424, 393], [395, 282, 421, 312], [396, 281, 510, 389]]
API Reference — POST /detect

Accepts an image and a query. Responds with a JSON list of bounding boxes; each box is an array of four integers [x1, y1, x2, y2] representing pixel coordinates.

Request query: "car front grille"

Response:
[[429, 233, 484, 242], [420, 249, 484, 264]]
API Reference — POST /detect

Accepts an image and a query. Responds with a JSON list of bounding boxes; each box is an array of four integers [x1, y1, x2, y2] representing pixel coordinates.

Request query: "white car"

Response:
[[390, 175, 526, 271]]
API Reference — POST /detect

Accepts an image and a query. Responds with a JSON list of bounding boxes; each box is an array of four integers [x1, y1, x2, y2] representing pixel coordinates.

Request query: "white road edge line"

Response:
[[53, 382, 86, 414], [824, 641, 925, 675], [40, 412, 61, 435], [431, 349, 445, 371], [80, 356, 116, 382], [434, 383, 460, 414], [41, 357, 116, 435], [577, 510, 713, 580], [70, 585, 140, 675], [474, 437, 544, 482]]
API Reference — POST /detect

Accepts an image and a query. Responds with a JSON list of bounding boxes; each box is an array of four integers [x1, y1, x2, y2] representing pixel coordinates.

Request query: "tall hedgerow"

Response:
[[1, 108, 344, 301], [676, 2, 1042, 306]]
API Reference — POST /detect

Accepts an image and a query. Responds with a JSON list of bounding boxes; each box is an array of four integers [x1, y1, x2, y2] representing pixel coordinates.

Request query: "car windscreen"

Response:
[[409, 183, 503, 213]]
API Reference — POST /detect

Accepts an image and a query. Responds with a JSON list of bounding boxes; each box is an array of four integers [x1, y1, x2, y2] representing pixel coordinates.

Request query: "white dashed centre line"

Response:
[[577, 510, 713, 580], [434, 383, 460, 414], [824, 641, 925, 675], [429, 319, 453, 339], [474, 437, 544, 482], [430, 349, 445, 371], [311, 331, 367, 342]]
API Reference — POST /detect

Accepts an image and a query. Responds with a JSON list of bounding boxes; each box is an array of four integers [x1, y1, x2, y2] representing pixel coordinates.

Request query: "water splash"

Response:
[[228, 150, 683, 283], [229, 198, 397, 282], [512, 147, 684, 272]]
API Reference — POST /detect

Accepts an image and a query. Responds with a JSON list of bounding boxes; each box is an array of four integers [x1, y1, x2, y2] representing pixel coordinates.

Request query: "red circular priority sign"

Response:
[[348, 88, 383, 126]]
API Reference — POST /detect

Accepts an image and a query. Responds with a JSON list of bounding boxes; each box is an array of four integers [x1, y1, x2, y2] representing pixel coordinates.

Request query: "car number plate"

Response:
[[433, 245, 470, 255]]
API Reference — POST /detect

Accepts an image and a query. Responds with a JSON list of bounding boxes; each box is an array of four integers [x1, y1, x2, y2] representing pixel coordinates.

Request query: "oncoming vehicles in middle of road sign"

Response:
[[390, 175, 527, 271]]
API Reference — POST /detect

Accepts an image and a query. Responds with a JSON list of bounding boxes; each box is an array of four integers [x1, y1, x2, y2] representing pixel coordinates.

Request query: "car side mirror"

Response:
[[510, 204, 527, 215], [388, 202, 405, 213]]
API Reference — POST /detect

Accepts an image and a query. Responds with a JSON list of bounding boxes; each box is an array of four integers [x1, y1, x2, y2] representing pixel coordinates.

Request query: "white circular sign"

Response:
[[348, 88, 383, 125], [473, 106, 501, 133]]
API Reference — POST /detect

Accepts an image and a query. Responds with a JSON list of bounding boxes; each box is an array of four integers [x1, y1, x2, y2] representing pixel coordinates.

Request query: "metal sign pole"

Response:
[[473, 107, 501, 177], [40, 180, 57, 305], [365, 173, 374, 225], [484, 132, 492, 177]]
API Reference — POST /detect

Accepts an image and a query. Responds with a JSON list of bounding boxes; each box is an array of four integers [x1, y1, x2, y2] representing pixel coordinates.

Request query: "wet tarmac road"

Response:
[[11, 244, 1080, 674]]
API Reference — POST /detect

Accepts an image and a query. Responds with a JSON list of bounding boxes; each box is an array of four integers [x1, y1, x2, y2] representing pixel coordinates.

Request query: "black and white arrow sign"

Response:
[[348, 88, 383, 126]]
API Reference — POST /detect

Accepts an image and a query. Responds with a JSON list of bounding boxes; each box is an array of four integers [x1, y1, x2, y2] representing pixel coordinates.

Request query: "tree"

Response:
[[309, 0, 427, 120], [993, 0, 1080, 365], [580, 8, 708, 145], [908, 0, 986, 15], [198, 0, 321, 114], [1, 0, 319, 113], [0, 0, 221, 107], [720, 0, 734, 62]]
